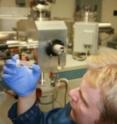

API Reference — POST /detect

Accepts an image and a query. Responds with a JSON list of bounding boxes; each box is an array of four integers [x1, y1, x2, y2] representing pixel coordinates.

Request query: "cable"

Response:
[[55, 78, 69, 106]]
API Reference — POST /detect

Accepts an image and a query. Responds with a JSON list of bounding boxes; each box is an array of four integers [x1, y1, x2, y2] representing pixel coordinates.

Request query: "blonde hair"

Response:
[[86, 47, 117, 68], [86, 47, 117, 122]]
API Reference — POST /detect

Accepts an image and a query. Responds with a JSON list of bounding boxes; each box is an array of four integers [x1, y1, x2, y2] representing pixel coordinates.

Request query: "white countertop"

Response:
[[58, 54, 87, 71]]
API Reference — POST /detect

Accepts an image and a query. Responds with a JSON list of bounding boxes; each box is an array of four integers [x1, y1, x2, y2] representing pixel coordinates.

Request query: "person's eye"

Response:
[[79, 89, 89, 108]]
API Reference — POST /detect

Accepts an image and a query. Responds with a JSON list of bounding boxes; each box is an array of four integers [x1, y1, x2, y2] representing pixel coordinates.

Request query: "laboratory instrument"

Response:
[[0, 17, 69, 108], [73, 22, 99, 60]]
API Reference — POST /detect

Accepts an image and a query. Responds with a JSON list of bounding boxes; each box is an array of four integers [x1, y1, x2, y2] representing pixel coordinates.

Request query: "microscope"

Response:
[[0, 19, 68, 109], [34, 20, 68, 106], [0, 0, 68, 108]]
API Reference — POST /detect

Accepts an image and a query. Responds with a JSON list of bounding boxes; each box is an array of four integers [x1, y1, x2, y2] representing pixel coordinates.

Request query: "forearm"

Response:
[[17, 90, 36, 115]]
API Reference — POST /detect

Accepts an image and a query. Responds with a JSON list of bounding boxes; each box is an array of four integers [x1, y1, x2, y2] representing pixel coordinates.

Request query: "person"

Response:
[[2, 47, 117, 124]]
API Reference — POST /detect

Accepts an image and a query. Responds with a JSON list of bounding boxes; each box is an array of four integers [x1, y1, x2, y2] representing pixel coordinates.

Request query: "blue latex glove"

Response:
[[2, 55, 41, 96]]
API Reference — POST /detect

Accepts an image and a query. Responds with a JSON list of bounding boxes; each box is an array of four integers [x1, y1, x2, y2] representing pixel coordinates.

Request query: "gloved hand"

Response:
[[2, 55, 41, 96]]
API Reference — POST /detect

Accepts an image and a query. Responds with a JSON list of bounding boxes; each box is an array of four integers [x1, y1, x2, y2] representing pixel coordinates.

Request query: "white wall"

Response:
[[0, 0, 76, 20], [1, 0, 117, 33], [0, 0, 16, 7], [101, 0, 117, 33], [51, 0, 75, 20], [0, 0, 29, 7]]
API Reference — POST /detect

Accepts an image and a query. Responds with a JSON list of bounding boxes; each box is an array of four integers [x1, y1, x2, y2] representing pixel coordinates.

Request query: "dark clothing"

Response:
[[8, 102, 75, 124]]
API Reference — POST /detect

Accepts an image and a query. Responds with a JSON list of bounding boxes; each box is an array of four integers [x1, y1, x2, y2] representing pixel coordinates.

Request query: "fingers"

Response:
[[32, 64, 41, 78], [32, 64, 41, 73], [5, 59, 16, 68], [2, 73, 12, 83], [4, 54, 19, 69], [3, 66, 16, 75], [12, 54, 19, 62]]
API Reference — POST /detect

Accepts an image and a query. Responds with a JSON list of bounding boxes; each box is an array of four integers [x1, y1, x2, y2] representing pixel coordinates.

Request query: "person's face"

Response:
[[69, 71, 103, 124]]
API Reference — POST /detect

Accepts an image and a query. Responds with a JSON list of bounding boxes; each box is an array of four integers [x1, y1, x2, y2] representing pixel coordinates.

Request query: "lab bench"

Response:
[[58, 54, 87, 80]]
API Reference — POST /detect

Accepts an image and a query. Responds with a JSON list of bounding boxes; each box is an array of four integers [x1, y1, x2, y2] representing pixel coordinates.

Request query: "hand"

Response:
[[2, 55, 41, 96]]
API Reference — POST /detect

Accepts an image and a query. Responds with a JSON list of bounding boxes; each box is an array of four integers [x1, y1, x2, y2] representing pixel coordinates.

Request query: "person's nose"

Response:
[[68, 88, 80, 102]]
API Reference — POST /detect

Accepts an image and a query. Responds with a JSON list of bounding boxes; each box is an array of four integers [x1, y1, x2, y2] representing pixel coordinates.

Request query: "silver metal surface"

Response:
[[35, 20, 67, 72]]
